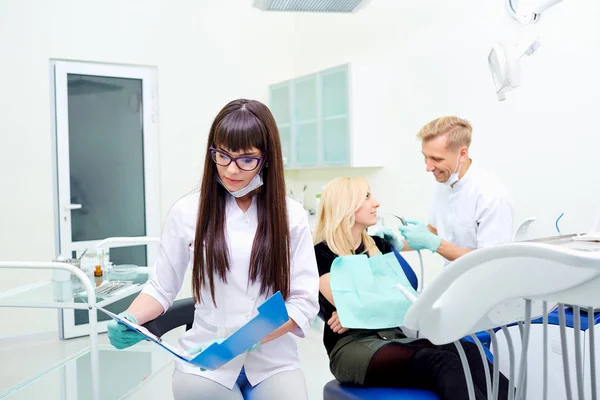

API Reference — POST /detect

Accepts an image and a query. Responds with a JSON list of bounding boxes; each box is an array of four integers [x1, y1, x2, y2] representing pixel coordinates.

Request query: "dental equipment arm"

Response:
[[489, 0, 567, 100], [396, 284, 418, 303], [515, 0, 566, 24]]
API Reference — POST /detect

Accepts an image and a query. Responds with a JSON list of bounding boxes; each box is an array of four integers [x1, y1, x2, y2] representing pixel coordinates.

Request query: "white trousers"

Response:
[[172, 368, 309, 400]]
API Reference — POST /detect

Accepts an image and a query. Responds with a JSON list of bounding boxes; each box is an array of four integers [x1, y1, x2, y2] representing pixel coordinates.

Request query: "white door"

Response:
[[51, 61, 160, 339], [51, 61, 160, 266]]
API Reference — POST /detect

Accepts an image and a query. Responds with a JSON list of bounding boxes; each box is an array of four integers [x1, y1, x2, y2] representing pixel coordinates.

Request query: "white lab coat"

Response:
[[141, 191, 320, 389], [429, 162, 515, 265]]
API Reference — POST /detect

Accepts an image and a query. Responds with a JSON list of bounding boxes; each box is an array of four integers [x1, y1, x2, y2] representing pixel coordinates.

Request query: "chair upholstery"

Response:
[[142, 297, 195, 337], [323, 380, 440, 400]]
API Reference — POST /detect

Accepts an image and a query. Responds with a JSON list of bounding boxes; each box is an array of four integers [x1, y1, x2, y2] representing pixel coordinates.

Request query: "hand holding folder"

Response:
[[97, 291, 289, 370]]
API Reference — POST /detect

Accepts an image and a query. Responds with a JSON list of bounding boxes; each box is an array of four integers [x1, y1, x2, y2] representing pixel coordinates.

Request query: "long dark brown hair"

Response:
[[192, 99, 290, 306]]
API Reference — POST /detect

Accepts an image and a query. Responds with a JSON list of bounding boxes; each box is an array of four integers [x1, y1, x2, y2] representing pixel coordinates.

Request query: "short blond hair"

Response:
[[417, 116, 472, 150]]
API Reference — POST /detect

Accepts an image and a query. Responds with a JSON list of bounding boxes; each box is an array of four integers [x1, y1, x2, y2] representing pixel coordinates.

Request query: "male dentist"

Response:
[[399, 116, 515, 265]]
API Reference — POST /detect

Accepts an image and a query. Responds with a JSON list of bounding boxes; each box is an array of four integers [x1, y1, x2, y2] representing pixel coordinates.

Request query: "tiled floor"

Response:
[[0, 324, 333, 400]]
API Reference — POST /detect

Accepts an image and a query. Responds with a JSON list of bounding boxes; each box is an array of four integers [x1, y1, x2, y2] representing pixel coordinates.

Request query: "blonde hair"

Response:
[[313, 177, 380, 257], [416, 116, 472, 150]]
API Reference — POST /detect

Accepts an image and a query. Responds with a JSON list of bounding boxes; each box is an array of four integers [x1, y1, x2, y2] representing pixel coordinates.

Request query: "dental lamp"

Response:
[[488, 0, 566, 101]]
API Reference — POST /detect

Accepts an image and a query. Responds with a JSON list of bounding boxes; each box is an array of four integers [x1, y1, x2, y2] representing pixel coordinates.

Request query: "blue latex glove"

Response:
[[107, 312, 145, 350], [374, 228, 404, 250], [398, 219, 442, 252]]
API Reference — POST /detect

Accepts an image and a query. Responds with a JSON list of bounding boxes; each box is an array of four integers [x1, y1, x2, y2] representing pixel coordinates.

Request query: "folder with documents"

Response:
[[97, 291, 289, 370]]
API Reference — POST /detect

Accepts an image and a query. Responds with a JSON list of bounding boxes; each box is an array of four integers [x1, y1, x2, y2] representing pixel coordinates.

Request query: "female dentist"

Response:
[[107, 99, 320, 400]]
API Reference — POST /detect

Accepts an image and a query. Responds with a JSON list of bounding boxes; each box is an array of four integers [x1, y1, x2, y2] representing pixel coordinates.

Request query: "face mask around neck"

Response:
[[217, 172, 264, 198], [444, 154, 463, 187]]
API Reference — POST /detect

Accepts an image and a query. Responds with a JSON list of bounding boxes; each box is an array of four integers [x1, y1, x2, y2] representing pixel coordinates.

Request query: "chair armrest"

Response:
[[142, 297, 195, 337]]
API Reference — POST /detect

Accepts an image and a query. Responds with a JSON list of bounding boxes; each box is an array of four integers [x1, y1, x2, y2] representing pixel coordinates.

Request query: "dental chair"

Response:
[[392, 246, 491, 348], [323, 248, 501, 399], [403, 239, 600, 400]]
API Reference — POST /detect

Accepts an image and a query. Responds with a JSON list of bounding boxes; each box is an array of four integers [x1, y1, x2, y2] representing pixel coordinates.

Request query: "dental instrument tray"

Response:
[[76, 281, 137, 298], [94, 281, 134, 297], [572, 232, 600, 242]]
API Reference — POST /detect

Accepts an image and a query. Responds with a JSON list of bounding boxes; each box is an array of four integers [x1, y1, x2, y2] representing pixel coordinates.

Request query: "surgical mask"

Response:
[[444, 155, 462, 187], [217, 172, 264, 198]]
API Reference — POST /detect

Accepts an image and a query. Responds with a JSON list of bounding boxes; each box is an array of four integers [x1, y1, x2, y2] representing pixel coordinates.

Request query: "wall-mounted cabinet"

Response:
[[269, 63, 383, 169]]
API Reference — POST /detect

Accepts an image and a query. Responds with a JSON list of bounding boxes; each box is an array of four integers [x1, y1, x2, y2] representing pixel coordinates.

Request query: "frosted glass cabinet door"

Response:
[[293, 74, 318, 167], [270, 82, 292, 166], [270, 82, 291, 125], [321, 65, 348, 118], [293, 74, 318, 122], [269, 65, 351, 169], [278, 125, 291, 166], [321, 65, 350, 165], [322, 118, 350, 165], [295, 122, 319, 166]]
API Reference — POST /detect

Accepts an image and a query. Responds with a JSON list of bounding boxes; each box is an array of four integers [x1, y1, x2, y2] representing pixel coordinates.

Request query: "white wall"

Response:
[[1, 0, 599, 338], [285, 0, 600, 274], [0, 0, 295, 337]]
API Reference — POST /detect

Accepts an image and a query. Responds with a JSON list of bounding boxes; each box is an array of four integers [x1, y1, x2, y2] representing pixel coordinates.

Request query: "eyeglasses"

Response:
[[209, 147, 264, 171]]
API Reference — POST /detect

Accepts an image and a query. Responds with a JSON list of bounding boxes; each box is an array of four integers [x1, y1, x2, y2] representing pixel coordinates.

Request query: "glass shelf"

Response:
[[1, 344, 172, 400], [0, 268, 150, 308]]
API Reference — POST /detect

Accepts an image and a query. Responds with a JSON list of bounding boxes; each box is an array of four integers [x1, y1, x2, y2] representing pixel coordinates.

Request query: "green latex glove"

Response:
[[398, 219, 442, 252], [188, 339, 226, 371], [107, 312, 145, 350], [248, 342, 261, 352], [374, 228, 404, 251]]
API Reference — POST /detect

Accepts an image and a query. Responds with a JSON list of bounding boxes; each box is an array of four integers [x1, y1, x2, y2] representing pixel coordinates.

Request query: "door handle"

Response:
[[63, 204, 82, 210]]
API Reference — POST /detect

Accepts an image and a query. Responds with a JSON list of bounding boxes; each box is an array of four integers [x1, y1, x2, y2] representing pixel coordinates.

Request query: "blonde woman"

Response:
[[313, 177, 509, 400]]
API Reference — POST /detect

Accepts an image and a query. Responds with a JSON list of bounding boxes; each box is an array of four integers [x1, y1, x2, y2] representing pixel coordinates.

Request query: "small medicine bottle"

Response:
[[94, 265, 103, 277]]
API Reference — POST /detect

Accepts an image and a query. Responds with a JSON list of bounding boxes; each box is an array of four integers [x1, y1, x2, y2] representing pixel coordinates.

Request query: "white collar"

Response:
[[226, 192, 257, 215], [450, 161, 475, 191]]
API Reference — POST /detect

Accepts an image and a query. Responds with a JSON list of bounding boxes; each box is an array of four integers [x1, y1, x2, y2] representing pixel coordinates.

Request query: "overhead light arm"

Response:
[[488, 0, 567, 101], [515, 0, 566, 24]]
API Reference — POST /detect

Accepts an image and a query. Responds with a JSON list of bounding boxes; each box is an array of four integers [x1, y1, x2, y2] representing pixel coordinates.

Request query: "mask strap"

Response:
[[454, 154, 462, 174]]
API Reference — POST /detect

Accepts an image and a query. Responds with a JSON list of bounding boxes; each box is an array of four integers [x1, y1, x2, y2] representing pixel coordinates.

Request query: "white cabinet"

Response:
[[269, 63, 384, 169]]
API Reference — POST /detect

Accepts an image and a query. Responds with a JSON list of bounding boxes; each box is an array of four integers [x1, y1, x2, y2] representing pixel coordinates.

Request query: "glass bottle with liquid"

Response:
[[93, 249, 104, 287]]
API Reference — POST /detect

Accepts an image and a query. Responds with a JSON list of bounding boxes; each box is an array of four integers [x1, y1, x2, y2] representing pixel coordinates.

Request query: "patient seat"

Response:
[[323, 380, 439, 399]]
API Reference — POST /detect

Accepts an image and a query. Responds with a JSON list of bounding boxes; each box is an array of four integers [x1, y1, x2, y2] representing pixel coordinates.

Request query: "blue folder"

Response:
[[98, 291, 289, 370]]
